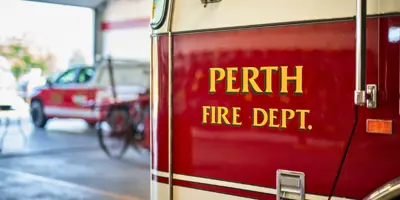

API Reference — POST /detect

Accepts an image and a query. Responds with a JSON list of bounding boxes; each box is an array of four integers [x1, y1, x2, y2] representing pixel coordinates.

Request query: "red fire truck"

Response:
[[149, 0, 400, 199]]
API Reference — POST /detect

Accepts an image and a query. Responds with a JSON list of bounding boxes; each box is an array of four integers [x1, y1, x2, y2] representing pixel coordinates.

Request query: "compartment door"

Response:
[[171, 21, 358, 199]]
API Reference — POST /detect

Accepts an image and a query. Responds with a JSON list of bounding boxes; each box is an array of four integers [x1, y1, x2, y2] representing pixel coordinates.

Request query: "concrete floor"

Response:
[[0, 117, 150, 200]]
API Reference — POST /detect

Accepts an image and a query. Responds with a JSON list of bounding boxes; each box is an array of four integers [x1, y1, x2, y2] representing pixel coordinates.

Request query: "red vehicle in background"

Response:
[[149, 0, 400, 200], [29, 59, 149, 129], [29, 58, 151, 157]]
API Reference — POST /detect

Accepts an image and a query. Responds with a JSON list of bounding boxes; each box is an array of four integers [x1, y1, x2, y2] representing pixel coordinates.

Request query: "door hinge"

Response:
[[201, 0, 222, 7], [366, 84, 377, 109]]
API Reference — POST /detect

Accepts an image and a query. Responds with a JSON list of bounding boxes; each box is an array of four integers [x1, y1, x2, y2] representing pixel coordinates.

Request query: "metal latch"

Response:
[[366, 84, 377, 109], [201, 0, 222, 7], [277, 170, 305, 200]]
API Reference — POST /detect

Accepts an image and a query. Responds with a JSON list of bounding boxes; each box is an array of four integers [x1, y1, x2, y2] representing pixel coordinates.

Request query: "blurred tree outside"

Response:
[[0, 36, 56, 79]]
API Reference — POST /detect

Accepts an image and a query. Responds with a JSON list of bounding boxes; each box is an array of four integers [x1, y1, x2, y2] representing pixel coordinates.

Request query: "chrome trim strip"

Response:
[[354, 0, 367, 106], [149, 36, 154, 200], [331, 197, 357, 200], [364, 177, 400, 200], [166, 0, 175, 199], [167, 42, 173, 200], [151, 170, 357, 200]]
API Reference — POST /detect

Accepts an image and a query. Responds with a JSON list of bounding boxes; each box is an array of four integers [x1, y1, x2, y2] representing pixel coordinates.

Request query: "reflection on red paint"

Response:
[[151, 16, 400, 199]]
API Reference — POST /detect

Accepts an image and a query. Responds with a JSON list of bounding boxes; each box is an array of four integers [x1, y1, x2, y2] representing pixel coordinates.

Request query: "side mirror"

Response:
[[46, 79, 53, 87]]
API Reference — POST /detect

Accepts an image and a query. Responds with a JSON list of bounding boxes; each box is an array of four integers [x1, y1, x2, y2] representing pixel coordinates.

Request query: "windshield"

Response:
[[94, 65, 149, 88]]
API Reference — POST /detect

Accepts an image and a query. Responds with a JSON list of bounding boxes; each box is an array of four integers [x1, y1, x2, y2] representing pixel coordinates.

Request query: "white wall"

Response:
[[0, 1, 94, 70], [102, 0, 152, 62]]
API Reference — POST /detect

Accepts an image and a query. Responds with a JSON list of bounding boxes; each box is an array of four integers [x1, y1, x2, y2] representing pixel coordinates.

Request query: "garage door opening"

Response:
[[0, 1, 94, 78], [0, 1, 150, 200]]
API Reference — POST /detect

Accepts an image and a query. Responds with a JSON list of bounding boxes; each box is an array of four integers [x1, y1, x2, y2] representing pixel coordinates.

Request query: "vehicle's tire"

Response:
[[97, 107, 132, 159], [133, 105, 150, 139], [130, 105, 150, 152], [30, 100, 48, 128]]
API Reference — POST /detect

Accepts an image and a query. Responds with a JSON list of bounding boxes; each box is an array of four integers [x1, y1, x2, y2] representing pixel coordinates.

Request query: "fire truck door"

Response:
[[44, 67, 94, 119], [170, 20, 359, 200], [75, 67, 96, 107], [43, 68, 79, 118], [150, 0, 400, 199]]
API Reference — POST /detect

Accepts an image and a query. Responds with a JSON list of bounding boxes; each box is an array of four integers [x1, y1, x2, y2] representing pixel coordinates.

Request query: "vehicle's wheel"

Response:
[[129, 105, 150, 152], [97, 108, 132, 159], [30, 100, 48, 128], [133, 105, 150, 140]]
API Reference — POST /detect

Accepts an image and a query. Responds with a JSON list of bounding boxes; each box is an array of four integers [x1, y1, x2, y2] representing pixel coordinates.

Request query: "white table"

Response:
[[0, 93, 28, 153]]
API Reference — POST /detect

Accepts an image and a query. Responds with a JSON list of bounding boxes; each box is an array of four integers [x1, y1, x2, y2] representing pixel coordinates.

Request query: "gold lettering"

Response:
[[202, 106, 311, 130], [280, 66, 303, 94], [252, 108, 268, 127], [205, 65, 310, 130], [296, 109, 310, 130], [226, 67, 240, 93], [209, 68, 225, 93], [202, 106, 243, 126], [268, 108, 279, 128], [210, 106, 216, 124], [281, 109, 295, 129], [260, 66, 278, 93], [202, 106, 211, 124], [242, 67, 262, 93], [217, 107, 230, 125], [232, 107, 242, 126]]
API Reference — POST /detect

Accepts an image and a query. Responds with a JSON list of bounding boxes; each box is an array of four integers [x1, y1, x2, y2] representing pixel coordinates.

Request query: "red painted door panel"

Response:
[[41, 68, 80, 115], [333, 16, 400, 199], [152, 37, 170, 173], [40, 68, 97, 120], [42, 86, 93, 118], [170, 19, 358, 196]]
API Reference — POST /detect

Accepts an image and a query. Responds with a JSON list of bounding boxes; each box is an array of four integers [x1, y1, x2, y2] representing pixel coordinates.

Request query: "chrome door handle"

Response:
[[277, 170, 305, 200]]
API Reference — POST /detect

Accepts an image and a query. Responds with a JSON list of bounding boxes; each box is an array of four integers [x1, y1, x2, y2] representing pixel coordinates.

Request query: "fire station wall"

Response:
[[102, 0, 151, 62]]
